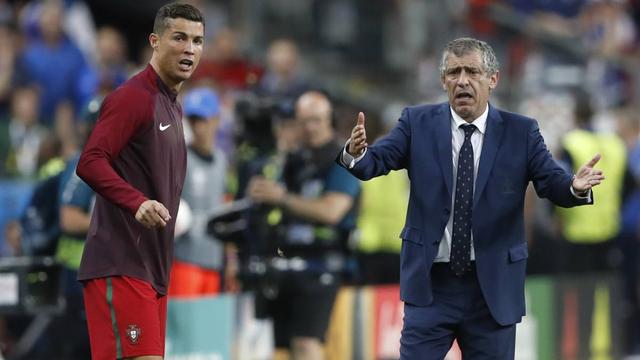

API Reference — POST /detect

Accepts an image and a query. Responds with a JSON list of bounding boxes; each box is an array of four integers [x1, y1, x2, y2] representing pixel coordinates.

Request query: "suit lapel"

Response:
[[434, 104, 453, 197], [474, 105, 504, 208]]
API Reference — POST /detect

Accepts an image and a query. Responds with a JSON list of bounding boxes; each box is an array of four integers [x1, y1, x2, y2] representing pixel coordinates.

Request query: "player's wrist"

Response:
[[571, 175, 588, 196]]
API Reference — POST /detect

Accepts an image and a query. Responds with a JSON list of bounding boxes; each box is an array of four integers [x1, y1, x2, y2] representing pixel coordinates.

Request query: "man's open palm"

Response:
[[572, 154, 605, 193]]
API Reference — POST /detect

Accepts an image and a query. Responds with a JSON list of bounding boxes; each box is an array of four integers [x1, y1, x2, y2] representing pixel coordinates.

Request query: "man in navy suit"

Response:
[[339, 37, 604, 359]]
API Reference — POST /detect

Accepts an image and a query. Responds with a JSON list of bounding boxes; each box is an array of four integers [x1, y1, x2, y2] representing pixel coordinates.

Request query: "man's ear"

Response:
[[149, 33, 159, 50], [489, 70, 499, 90]]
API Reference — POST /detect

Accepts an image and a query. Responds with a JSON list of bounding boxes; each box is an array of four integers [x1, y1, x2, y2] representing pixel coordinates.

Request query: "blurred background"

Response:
[[0, 0, 639, 359]]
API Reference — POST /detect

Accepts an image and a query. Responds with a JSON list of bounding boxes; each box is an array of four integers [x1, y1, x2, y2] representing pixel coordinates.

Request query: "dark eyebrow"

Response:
[[171, 31, 204, 40]]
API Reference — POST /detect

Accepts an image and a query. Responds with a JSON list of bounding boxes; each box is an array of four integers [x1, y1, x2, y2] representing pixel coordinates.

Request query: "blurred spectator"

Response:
[[510, 0, 637, 110], [256, 39, 309, 100], [0, 86, 48, 179], [19, 0, 97, 61], [46, 97, 101, 359], [0, 99, 92, 360], [234, 95, 294, 199], [35, 133, 64, 179], [53, 101, 78, 160], [7, 171, 63, 258], [556, 92, 627, 273], [581, 0, 637, 110], [61, 0, 98, 61], [81, 26, 132, 98], [247, 91, 360, 359], [169, 87, 235, 297], [4, 132, 66, 258], [222, 97, 300, 292], [190, 28, 263, 91], [579, 0, 636, 58], [16, 0, 94, 124]]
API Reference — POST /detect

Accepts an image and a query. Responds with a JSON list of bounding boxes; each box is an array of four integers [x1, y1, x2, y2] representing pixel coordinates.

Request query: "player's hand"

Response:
[[347, 112, 368, 157], [572, 153, 605, 193], [247, 176, 287, 205], [135, 200, 172, 229]]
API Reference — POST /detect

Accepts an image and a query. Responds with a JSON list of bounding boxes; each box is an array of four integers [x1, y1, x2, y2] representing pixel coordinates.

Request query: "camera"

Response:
[[234, 94, 296, 151], [234, 94, 277, 152]]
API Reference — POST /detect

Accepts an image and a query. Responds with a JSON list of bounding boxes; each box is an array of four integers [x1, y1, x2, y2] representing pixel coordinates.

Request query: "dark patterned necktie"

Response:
[[450, 124, 476, 276]]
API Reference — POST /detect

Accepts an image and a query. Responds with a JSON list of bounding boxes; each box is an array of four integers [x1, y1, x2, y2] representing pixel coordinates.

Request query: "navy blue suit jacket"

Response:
[[340, 103, 591, 325]]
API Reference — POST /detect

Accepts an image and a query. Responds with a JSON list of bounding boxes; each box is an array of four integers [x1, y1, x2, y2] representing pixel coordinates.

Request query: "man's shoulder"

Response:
[[404, 102, 448, 117], [395, 103, 448, 129], [115, 71, 155, 96], [104, 75, 155, 109]]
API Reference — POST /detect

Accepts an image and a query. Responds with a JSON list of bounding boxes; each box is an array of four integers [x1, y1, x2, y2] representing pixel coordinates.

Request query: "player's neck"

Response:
[[149, 60, 183, 93]]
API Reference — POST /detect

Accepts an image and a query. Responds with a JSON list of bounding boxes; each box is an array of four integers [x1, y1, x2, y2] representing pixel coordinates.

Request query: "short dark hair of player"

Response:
[[153, 3, 205, 35]]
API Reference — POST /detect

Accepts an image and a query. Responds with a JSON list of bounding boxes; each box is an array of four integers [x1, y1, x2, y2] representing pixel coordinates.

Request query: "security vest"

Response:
[[557, 129, 626, 243], [356, 169, 407, 253]]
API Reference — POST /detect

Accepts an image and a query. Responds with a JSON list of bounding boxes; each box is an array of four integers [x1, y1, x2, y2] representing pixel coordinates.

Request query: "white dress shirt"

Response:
[[433, 106, 488, 262]]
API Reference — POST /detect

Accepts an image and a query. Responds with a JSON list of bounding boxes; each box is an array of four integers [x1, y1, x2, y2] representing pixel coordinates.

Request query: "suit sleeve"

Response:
[[76, 87, 153, 214], [339, 107, 411, 181], [527, 120, 589, 207]]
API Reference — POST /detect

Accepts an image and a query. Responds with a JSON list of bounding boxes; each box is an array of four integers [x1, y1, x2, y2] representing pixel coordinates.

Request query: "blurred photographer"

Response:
[[247, 91, 360, 360], [234, 95, 295, 199], [228, 95, 300, 262]]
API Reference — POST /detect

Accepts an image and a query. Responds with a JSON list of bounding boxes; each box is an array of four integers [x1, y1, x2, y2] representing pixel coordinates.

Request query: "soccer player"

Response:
[[75, 3, 204, 359]]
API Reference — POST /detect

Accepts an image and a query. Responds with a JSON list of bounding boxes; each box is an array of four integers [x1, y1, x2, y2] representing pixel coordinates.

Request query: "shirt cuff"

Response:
[[342, 139, 367, 169], [570, 185, 592, 202]]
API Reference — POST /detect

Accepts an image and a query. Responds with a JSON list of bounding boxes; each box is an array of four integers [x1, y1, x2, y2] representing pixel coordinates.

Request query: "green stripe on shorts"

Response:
[[106, 277, 123, 359]]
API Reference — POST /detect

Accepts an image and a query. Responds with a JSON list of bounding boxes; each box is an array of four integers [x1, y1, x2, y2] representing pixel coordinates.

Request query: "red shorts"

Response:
[[83, 276, 167, 359]]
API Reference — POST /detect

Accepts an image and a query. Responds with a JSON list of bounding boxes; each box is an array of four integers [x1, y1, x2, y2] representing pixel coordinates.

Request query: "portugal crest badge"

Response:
[[125, 324, 142, 344]]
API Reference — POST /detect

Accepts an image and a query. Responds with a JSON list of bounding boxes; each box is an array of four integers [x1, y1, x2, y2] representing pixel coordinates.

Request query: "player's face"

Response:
[[441, 50, 498, 122], [151, 18, 204, 87]]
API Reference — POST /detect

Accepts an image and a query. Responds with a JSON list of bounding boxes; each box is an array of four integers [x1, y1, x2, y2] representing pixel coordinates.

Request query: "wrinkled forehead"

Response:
[[444, 50, 484, 70]]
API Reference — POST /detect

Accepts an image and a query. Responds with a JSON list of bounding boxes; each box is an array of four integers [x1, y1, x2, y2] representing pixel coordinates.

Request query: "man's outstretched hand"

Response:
[[347, 112, 368, 157], [572, 153, 605, 194]]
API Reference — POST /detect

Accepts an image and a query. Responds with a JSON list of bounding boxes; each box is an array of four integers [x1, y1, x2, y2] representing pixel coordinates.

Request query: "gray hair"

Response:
[[439, 37, 499, 76]]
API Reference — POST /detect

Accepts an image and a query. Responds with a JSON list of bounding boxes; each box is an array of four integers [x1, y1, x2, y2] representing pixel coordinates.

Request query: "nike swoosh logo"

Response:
[[159, 123, 171, 131]]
